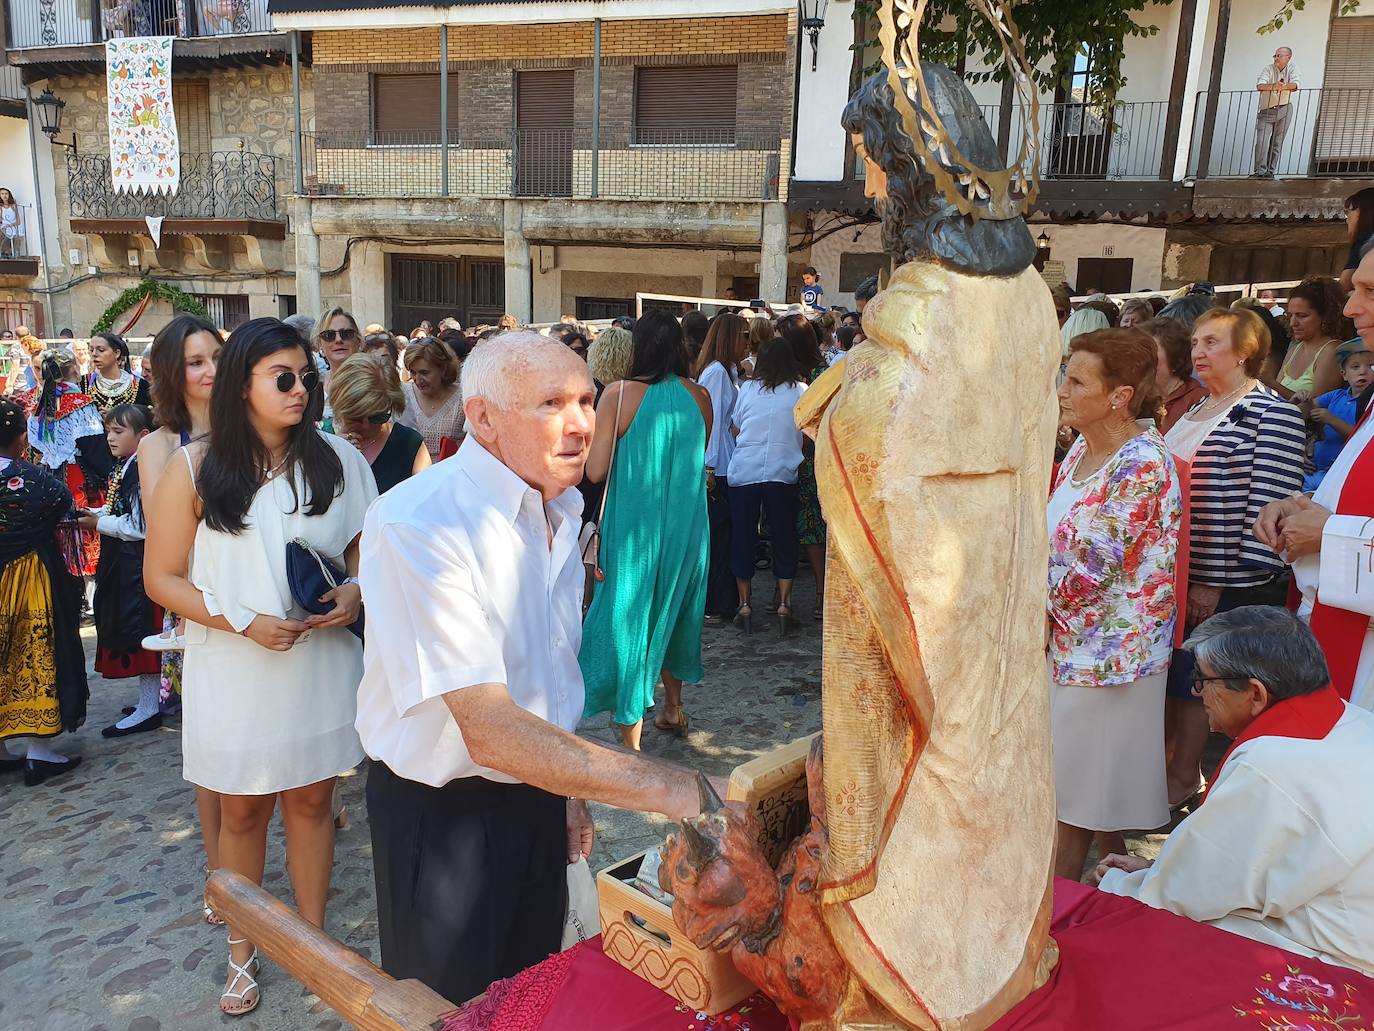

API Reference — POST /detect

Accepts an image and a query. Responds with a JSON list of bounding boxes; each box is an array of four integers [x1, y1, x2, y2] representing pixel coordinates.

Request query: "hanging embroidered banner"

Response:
[[106, 36, 179, 196]]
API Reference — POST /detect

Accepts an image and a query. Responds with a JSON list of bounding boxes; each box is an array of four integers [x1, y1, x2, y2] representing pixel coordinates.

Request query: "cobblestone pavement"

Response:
[[0, 570, 1180, 1030]]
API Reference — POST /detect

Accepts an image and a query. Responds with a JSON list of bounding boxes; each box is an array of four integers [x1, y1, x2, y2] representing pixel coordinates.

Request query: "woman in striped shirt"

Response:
[[1163, 307, 1306, 807]]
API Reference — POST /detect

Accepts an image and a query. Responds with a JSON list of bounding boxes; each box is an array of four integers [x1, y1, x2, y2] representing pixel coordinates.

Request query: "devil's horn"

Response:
[[680, 819, 720, 866], [697, 770, 725, 814]]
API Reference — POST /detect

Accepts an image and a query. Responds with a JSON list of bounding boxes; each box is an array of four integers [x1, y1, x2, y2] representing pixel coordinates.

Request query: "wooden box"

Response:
[[595, 735, 816, 1015]]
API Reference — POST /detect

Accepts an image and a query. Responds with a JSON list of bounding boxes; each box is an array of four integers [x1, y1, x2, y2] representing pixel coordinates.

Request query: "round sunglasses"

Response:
[[263, 369, 321, 393], [319, 328, 358, 343]]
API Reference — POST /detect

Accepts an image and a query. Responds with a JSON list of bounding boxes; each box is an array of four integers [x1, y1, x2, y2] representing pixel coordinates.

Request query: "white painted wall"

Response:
[[794, 0, 854, 182], [0, 112, 61, 271]]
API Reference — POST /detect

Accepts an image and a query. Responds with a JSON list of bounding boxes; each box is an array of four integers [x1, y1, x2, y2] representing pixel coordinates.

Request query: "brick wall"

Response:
[[312, 14, 793, 150], [312, 15, 788, 67]]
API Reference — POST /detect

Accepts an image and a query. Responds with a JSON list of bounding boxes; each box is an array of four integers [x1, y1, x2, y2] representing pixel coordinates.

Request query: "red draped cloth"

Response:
[[450, 879, 1374, 1031]]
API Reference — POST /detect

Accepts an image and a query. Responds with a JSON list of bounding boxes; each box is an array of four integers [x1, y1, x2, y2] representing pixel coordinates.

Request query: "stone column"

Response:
[[503, 199, 532, 324], [294, 198, 322, 321], [759, 201, 789, 305]]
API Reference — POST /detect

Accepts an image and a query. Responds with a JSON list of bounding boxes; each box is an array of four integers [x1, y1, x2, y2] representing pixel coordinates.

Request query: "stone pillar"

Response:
[[294, 198, 322, 321], [759, 201, 789, 305], [503, 199, 532, 324]]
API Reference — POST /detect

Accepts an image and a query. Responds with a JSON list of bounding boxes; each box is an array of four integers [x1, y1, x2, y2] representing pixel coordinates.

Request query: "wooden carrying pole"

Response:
[[205, 870, 455, 1031]]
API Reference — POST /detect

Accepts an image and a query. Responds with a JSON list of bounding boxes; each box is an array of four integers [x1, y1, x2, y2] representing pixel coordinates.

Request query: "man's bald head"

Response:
[[462, 330, 590, 409], [462, 330, 596, 501]]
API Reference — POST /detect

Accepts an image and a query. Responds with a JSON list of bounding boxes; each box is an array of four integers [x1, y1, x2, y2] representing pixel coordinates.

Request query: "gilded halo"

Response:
[[876, 0, 1041, 221]]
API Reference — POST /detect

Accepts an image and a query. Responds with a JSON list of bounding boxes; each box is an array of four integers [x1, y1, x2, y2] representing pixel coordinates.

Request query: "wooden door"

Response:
[[515, 70, 574, 197]]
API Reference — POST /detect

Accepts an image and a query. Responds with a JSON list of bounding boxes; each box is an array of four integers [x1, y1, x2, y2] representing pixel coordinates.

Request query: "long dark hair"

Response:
[[627, 309, 688, 384], [197, 318, 344, 534], [149, 314, 223, 435], [34, 349, 76, 439], [753, 336, 804, 390], [840, 66, 1035, 276], [91, 331, 132, 373], [1347, 187, 1374, 243], [692, 312, 749, 379], [776, 314, 824, 377]]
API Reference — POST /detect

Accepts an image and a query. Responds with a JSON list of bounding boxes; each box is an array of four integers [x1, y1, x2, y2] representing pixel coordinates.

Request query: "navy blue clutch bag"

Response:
[[286, 538, 364, 639]]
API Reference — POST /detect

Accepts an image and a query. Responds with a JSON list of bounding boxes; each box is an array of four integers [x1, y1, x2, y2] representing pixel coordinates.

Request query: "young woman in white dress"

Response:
[[145, 318, 377, 1017]]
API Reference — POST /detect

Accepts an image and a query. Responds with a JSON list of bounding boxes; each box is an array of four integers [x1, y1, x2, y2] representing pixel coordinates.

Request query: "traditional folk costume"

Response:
[[1293, 411, 1374, 709], [93, 456, 163, 687], [24, 384, 106, 577], [85, 370, 151, 415], [0, 456, 89, 740], [1100, 687, 1374, 976]]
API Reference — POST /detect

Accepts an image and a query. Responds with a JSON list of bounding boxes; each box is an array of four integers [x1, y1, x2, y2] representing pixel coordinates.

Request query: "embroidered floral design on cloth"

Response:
[[1047, 432, 1182, 687], [1235, 964, 1371, 1030], [106, 36, 179, 195]]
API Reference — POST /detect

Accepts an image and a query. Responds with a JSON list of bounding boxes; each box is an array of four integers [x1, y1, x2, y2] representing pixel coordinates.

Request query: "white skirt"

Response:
[[181, 622, 364, 795], [1050, 670, 1169, 833]]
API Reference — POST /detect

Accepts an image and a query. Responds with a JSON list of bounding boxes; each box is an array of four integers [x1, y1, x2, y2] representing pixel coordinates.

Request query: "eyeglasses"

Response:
[[1189, 673, 1252, 697], [319, 328, 358, 343], [364, 410, 392, 425], [261, 369, 320, 393]]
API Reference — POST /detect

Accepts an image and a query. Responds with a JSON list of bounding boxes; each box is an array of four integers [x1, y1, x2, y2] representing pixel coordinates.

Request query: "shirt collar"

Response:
[[1203, 685, 1345, 804], [454, 434, 584, 527]]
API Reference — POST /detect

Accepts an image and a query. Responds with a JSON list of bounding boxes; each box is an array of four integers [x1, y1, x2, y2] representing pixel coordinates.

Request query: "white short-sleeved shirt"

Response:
[[355, 435, 586, 787], [726, 379, 806, 486]]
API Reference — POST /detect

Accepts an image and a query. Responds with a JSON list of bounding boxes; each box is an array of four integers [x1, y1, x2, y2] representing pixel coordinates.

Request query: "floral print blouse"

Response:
[[1048, 430, 1183, 688]]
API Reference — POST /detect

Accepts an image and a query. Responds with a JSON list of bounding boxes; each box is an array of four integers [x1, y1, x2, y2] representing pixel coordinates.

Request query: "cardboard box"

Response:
[[595, 735, 816, 1014]]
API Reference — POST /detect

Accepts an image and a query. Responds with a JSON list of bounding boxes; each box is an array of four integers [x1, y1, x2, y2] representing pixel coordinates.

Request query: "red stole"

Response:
[[1203, 685, 1345, 804], [1310, 407, 1374, 700]]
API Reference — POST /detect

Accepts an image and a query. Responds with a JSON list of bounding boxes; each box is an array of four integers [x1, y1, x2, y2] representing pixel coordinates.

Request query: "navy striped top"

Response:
[[1182, 386, 1305, 588]]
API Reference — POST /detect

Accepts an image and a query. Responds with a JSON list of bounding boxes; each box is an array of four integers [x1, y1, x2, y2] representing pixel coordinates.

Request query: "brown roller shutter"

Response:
[[371, 74, 461, 138], [515, 71, 574, 196], [634, 65, 737, 144], [516, 69, 574, 128], [172, 81, 211, 154], [1314, 18, 1374, 173]]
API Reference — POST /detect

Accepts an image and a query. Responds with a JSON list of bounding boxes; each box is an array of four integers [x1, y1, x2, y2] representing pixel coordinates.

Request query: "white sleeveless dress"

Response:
[[181, 433, 378, 795]]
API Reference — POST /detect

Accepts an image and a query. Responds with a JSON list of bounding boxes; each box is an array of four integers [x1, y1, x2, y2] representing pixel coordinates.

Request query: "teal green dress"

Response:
[[581, 376, 709, 727]]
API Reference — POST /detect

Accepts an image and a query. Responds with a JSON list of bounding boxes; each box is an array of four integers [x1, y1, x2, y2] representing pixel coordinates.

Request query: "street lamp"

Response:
[[1035, 230, 1052, 251], [800, 0, 829, 73], [32, 89, 66, 142]]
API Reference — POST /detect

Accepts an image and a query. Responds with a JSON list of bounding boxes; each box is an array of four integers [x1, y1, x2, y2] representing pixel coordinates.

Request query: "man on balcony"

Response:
[[1253, 46, 1299, 179]]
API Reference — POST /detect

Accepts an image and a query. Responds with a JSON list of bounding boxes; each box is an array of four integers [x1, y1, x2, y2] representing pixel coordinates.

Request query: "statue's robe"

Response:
[[796, 259, 1061, 1029]]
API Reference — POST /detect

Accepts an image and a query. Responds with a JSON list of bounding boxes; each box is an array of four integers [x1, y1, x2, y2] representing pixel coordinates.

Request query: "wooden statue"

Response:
[[661, 2, 1062, 1027]]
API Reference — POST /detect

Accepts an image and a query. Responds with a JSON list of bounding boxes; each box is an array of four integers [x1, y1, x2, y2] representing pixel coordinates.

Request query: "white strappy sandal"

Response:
[[221, 936, 261, 1016]]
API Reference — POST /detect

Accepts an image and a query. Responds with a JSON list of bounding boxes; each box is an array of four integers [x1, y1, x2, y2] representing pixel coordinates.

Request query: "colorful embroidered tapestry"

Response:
[[105, 37, 179, 195]]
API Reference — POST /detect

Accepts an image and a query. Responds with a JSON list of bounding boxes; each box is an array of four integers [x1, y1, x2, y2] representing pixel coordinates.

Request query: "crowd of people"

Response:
[[2, 245, 1374, 1017]]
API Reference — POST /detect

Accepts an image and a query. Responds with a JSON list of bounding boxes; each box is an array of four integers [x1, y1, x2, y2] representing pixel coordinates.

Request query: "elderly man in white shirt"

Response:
[[1254, 45, 1299, 178], [1090, 607, 1374, 976], [357, 331, 712, 1004]]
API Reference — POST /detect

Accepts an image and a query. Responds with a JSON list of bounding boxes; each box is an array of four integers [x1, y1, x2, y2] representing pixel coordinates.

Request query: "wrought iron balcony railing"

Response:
[[300, 127, 783, 202], [6, 0, 273, 50], [1189, 87, 1374, 178], [66, 150, 281, 221]]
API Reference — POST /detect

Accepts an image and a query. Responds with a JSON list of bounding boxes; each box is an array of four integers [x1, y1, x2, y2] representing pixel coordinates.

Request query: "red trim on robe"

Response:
[[1202, 685, 1345, 804]]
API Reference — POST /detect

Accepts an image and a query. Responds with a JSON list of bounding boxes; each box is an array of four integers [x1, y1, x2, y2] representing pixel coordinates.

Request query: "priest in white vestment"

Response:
[[1092, 607, 1374, 976], [1256, 244, 1374, 710]]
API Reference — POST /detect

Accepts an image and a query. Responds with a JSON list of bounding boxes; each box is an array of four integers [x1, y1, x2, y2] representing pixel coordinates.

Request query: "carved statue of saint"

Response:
[[661, 40, 1063, 1029], [797, 59, 1061, 1028]]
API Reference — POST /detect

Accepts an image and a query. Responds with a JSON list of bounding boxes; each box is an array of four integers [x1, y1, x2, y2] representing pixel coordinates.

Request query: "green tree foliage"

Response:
[[851, 0, 1159, 106], [1260, 0, 1360, 35]]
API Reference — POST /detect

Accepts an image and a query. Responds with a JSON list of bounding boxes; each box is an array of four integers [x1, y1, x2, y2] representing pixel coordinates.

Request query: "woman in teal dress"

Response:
[[581, 310, 712, 751]]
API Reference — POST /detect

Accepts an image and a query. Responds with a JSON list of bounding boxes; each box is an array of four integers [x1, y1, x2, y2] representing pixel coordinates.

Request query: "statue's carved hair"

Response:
[[841, 65, 1035, 277]]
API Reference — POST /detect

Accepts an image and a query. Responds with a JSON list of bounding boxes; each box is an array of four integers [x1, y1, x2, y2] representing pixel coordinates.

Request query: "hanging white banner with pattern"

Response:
[[106, 36, 179, 195]]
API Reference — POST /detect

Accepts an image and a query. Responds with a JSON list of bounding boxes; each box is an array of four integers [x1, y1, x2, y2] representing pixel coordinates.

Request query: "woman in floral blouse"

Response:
[[1049, 328, 1183, 882]]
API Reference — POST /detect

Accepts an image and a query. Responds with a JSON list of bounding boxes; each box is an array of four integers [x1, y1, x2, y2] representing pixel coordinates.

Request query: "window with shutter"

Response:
[[173, 81, 210, 155], [195, 294, 251, 332], [371, 74, 461, 143], [634, 66, 737, 146], [1314, 18, 1374, 173]]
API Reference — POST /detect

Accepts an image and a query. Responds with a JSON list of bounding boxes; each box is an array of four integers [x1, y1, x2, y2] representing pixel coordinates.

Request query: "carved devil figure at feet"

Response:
[[660, 747, 892, 1027]]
